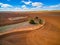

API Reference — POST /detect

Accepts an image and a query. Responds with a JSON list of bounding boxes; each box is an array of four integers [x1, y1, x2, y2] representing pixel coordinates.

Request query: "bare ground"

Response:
[[0, 11, 60, 45]]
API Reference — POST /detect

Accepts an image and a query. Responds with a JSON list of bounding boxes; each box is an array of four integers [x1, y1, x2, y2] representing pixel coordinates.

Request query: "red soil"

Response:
[[0, 11, 60, 45]]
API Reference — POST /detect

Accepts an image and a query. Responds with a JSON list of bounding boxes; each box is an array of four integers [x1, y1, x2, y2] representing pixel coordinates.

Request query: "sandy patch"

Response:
[[0, 21, 45, 35]]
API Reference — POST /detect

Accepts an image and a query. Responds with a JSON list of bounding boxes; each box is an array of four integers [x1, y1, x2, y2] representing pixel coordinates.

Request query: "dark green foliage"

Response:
[[29, 17, 43, 25], [39, 19, 43, 24], [29, 19, 36, 24]]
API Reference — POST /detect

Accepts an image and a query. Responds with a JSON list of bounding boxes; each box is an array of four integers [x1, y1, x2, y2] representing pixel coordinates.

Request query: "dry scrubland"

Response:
[[0, 11, 60, 45]]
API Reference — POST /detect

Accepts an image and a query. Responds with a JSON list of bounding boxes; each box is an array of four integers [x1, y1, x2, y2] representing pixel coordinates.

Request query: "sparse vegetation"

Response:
[[35, 16, 38, 19], [29, 19, 36, 24], [39, 19, 43, 24], [29, 17, 43, 24]]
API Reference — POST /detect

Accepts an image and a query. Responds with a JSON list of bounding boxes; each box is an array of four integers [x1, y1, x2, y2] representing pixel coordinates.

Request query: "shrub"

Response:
[[29, 19, 36, 24], [35, 16, 38, 19], [39, 19, 43, 24]]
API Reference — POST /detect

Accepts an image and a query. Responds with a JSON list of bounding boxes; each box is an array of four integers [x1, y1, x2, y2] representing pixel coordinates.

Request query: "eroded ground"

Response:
[[0, 11, 60, 45]]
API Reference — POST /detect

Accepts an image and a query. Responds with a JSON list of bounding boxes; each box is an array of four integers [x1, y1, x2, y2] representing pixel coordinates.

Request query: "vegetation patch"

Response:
[[29, 17, 43, 25], [29, 19, 37, 24]]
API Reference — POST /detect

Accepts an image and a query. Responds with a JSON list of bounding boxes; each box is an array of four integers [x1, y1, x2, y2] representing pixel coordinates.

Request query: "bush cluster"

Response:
[[29, 19, 36, 24], [39, 19, 43, 24], [29, 17, 43, 24]]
